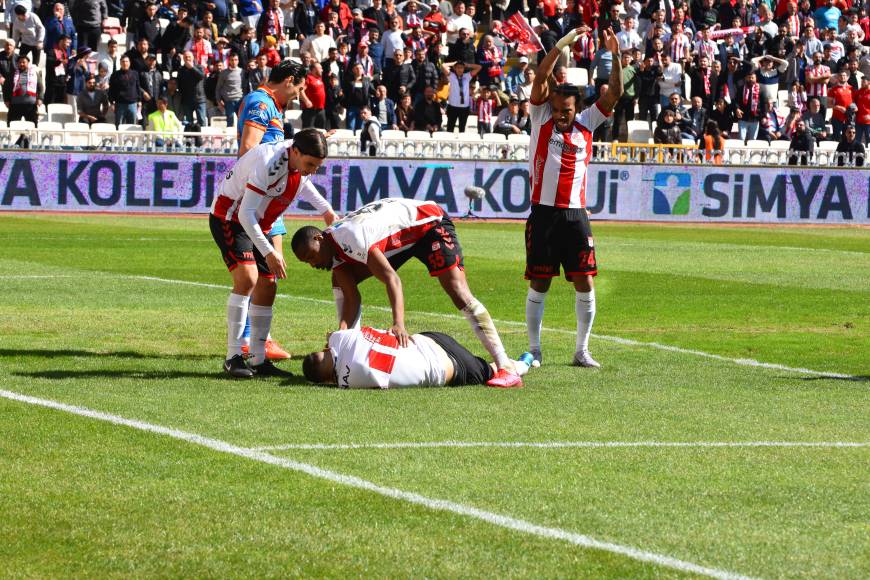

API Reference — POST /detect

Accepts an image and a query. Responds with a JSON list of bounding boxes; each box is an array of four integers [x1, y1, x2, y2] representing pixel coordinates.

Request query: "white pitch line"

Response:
[[0, 389, 752, 580], [250, 440, 870, 452], [125, 274, 857, 380]]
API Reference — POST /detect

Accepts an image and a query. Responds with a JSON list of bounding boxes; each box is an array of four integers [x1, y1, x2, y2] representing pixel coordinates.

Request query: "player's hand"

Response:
[[266, 251, 287, 279], [390, 323, 411, 348], [556, 27, 586, 50]]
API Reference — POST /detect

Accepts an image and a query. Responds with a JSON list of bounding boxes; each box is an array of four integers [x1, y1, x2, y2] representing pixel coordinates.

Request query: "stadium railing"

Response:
[[0, 126, 862, 167]]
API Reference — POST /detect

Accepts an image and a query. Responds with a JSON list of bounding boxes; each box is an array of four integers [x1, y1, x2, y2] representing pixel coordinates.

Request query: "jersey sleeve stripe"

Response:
[[594, 101, 612, 118], [244, 119, 267, 129], [246, 183, 267, 195]]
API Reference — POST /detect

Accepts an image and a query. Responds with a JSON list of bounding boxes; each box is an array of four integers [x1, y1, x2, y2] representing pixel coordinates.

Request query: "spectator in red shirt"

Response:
[[301, 61, 327, 128], [320, 0, 353, 29], [828, 70, 855, 140]]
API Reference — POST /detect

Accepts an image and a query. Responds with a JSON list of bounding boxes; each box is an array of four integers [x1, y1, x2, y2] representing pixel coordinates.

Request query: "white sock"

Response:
[[248, 304, 273, 366], [333, 287, 361, 330], [525, 288, 547, 351], [575, 289, 596, 354], [461, 299, 511, 370], [226, 293, 249, 359], [513, 360, 530, 376]]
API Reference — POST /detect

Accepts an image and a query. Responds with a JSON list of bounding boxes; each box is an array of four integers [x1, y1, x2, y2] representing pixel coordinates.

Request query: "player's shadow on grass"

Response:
[[797, 374, 870, 383], [0, 349, 215, 361], [15, 369, 311, 385]]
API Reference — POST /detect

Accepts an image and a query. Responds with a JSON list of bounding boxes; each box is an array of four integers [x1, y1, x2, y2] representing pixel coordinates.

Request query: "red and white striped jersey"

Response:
[[325, 198, 444, 265], [328, 327, 445, 389], [806, 64, 831, 98], [210, 140, 331, 234], [529, 100, 609, 208]]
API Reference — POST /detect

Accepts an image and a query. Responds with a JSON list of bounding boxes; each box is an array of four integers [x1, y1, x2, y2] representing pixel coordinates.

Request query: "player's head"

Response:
[[289, 129, 328, 175], [269, 60, 309, 104], [291, 225, 335, 270], [302, 349, 336, 383], [550, 84, 582, 132]]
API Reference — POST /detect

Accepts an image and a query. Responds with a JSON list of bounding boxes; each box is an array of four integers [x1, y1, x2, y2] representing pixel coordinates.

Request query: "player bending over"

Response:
[[210, 129, 338, 379], [291, 198, 523, 388], [525, 27, 623, 368], [236, 60, 310, 361], [303, 326, 532, 388]]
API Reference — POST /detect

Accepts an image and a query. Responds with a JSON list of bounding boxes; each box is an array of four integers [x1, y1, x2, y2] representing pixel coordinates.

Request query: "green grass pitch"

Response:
[[0, 213, 867, 578]]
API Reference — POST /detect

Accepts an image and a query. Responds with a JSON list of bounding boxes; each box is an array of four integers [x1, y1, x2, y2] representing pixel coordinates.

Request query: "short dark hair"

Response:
[[14, 4, 27, 14], [290, 225, 323, 254], [269, 60, 308, 84], [552, 83, 582, 104], [301, 353, 322, 382], [292, 128, 328, 159]]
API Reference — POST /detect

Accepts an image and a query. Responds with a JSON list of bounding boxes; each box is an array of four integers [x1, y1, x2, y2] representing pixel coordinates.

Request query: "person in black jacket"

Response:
[[835, 125, 865, 167], [123, 38, 151, 74], [294, 0, 320, 40], [447, 28, 475, 66], [70, 0, 107, 55], [177, 50, 206, 127], [410, 47, 438, 105], [0, 40, 19, 105], [636, 56, 661, 130], [139, 53, 164, 124], [108, 55, 141, 125], [413, 85, 443, 133], [136, 2, 162, 49], [160, 11, 192, 73], [788, 119, 815, 166], [230, 25, 258, 70], [383, 48, 416, 102], [342, 61, 374, 131]]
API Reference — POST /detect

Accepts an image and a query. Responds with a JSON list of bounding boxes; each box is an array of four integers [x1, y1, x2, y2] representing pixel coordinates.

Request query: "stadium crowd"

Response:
[[0, 0, 869, 159]]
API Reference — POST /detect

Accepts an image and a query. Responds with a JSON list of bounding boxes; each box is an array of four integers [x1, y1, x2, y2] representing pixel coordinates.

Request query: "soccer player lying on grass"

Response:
[[302, 326, 532, 388], [209, 129, 338, 379], [524, 26, 623, 369], [290, 198, 523, 388]]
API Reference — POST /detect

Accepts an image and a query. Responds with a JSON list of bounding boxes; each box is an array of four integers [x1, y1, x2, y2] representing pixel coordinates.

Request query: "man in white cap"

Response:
[[506, 54, 530, 96]]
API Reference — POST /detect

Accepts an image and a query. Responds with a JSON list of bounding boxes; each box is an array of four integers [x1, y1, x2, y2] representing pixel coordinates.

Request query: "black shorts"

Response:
[[388, 217, 465, 277], [209, 214, 276, 279], [419, 332, 493, 386], [525, 205, 598, 280]]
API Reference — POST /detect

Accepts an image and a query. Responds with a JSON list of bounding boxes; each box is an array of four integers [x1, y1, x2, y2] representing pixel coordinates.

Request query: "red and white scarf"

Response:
[[702, 68, 711, 96], [742, 82, 760, 116], [12, 66, 38, 97], [572, 32, 595, 61], [475, 96, 496, 123], [786, 14, 801, 37], [192, 39, 210, 68]]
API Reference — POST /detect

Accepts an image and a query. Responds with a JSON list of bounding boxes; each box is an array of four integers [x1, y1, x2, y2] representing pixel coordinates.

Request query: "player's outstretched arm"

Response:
[[332, 267, 362, 330], [596, 28, 623, 114], [367, 248, 410, 347], [532, 26, 588, 104]]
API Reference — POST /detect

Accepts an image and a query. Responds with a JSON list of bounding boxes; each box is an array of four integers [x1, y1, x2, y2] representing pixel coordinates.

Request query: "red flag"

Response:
[[501, 12, 544, 55]]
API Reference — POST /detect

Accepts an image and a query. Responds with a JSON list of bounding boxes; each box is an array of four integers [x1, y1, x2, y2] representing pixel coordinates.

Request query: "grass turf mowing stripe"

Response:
[[0, 388, 754, 580], [129, 274, 857, 380], [250, 440, 870, 452]]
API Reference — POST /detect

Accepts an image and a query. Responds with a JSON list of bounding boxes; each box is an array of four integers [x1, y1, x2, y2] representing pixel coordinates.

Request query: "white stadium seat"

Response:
[[47, 103, 75, 124], [35, 121, 64, 147], [64, 122, 91, 147]]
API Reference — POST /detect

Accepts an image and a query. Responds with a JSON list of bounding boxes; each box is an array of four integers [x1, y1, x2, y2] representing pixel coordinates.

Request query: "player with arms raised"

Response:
[[525, 27, 623, 368]]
